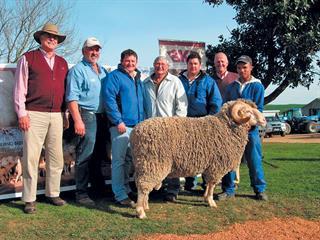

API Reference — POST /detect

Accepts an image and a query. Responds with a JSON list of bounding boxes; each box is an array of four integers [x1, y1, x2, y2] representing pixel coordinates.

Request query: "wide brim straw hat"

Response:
[[33, 23, 66, 44]]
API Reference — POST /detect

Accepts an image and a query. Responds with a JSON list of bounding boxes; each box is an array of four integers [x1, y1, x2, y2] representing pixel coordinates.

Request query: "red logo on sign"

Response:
[[167, 50, 191, 62]]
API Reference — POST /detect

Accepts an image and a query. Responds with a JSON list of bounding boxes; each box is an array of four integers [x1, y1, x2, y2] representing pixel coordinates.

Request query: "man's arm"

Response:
[[67, 101, 85, 137], [65, 66, 85, 136], [175, 79, 188, 117], [208, 76, 222, 114], [103, 72, 126, 133], [13, 56, 30, 131]]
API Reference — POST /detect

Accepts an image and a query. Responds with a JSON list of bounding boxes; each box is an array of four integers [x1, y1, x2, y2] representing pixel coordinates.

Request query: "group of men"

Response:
[[14, 23, 267, 214]]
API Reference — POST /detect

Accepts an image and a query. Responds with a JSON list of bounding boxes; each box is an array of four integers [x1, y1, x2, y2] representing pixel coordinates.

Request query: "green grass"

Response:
[[264, 104, 305, 113], [1, 143, 319, 240]]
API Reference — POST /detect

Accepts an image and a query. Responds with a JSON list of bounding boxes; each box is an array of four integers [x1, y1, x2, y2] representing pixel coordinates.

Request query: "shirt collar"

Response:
[[39, 48, 55, 58], [216, 71, 228, 80]]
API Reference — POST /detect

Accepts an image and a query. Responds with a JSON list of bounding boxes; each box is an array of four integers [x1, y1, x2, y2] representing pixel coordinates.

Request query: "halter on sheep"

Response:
[[130, 99, 266, 219]]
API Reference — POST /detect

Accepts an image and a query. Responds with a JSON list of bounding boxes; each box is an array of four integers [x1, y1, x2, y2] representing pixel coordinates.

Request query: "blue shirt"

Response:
[[179, 70, 222, 117], [65, 59, 108, 113], [225, 76, 265, 134], [103, 65, 144, 126]]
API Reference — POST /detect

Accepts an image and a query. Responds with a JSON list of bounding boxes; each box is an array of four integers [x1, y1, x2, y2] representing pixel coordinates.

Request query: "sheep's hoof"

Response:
[[137, 208, 147, 219], [208, 200, 217, 208]]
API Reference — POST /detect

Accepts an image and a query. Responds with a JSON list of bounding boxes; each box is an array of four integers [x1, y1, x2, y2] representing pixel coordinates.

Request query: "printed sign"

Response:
[[159, 39, 206, 72]]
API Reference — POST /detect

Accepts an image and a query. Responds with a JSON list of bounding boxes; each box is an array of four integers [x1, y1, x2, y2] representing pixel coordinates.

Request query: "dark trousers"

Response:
[[89, 113, 111, 195]]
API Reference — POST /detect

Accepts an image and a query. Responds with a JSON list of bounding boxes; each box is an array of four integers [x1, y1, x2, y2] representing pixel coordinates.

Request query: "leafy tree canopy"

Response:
[[205, 0, 320, 104]]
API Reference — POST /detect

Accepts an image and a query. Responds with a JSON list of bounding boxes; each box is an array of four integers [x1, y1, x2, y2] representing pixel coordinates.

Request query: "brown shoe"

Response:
[[47, 197, 66, 206], [116, 198, 135, 208], [24, 202, 36, 214], [76, 196, 95, 206]]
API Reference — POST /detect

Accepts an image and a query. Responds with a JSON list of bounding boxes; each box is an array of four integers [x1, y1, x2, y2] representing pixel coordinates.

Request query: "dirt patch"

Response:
[[137, 217, 320, 240], [263, 133, 320, 143]]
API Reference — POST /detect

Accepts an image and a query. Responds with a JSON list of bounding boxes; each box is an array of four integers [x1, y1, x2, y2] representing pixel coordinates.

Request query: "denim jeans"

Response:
[[109, 126, 133, 202], [75, 110, 97, 198], [221, 132, 266, 194]]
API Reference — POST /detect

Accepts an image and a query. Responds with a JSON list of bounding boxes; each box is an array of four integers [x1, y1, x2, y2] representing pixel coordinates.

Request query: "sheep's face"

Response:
[[230, 100, 266, 128]]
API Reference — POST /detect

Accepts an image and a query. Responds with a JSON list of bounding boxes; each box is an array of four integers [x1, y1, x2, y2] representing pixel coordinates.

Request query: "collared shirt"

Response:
[[14, 48, 57, 118], [144, 72, 188, 118], [65, 58, 108, 113], [182, 71, 201, 86], [225, 76, 264, 112], [214, 71, 238, 101]]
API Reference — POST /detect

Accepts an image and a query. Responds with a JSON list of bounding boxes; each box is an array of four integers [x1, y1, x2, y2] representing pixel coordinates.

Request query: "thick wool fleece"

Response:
[[130, 100, 252, 194]]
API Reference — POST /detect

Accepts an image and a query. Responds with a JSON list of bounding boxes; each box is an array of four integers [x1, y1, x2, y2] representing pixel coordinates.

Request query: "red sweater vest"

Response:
[[24, 49, 68, 112]]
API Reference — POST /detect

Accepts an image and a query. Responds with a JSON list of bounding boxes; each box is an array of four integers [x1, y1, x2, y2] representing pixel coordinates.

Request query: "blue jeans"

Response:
[[222, 132, 266, 194], [75, 110, 97, 198], [110, 126, 133, 202]]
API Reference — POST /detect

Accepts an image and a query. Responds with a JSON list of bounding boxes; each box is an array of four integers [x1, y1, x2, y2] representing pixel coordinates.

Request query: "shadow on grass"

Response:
[[2, 190, 138, 218], [271, 158, 320, 161]]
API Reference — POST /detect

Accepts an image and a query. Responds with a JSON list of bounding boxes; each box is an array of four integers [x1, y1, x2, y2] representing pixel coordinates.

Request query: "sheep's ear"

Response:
[[230, 102, 251, 124]]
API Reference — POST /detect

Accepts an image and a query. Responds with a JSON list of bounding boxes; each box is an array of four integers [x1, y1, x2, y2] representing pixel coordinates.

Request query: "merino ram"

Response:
[[130, 99, 266, 219]]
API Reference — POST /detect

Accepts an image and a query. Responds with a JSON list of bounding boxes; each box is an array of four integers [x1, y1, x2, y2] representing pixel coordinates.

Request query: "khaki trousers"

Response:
[[22, 111, 64, 202]]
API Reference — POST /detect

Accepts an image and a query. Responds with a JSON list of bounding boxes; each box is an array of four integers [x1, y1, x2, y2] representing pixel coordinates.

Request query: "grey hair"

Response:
[[153, 56, 169, 66]]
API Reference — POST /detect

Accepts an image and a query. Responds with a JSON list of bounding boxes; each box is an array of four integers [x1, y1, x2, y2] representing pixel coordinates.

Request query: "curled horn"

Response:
[[252, 108, 267, 127], [230, 101, 251, 124]]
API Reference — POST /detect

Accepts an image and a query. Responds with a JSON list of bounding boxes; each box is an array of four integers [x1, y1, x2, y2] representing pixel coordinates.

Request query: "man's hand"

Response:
[[117, 122, 126, 134], [74, 119, 86, 137], [18, 116, 30, 131], [63, 112, 70, 130]]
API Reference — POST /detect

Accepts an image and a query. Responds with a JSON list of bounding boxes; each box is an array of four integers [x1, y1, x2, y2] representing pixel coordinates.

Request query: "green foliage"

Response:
[[1, 143, 320, 239], [205, 0, 320, 104], [264, 104, 305, 112]]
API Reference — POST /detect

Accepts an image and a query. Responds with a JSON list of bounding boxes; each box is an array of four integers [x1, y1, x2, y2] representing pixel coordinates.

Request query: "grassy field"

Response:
[[1, 143, 319, 240]]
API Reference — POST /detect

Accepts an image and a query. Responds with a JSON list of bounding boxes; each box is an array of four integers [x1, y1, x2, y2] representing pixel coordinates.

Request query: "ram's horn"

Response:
[[230, 102, 251, 124], [252, 109, 266, 126]]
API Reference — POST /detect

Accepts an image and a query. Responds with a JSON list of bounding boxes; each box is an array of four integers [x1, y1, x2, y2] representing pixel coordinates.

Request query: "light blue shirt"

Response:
[[66, 58, 108, 113]]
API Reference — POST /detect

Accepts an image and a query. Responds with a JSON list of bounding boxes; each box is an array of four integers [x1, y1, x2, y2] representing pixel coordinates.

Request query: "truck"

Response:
[[281, 108, 320, 134], [265, 115, 287, 137]]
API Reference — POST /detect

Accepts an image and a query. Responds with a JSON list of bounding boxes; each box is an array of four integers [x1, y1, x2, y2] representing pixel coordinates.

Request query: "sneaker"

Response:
[[76, 196, 95, 206], [164, 193, 177, 202], [116, 198, 135, 208], [47, 197, 66, 206], [24, 202, 36, 214], [214, 192, 235, 201], [256, 192, 268, 201]]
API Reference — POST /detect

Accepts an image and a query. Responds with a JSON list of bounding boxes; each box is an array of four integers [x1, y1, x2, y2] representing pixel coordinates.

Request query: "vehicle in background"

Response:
[[265, 116, 287, 137], [281, 108, 320, 134]]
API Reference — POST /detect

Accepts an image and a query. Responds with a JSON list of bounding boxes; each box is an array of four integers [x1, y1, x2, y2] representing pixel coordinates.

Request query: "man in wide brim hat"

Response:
[[33, 23, 66, 44], [14, 22, 69, 214]]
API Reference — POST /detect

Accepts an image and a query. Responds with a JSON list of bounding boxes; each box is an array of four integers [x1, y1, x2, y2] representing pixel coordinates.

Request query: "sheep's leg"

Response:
[[204, 184, 209, 198], [204, 183, 217, 208], [154, 182, 162, 191], [136, 190, 147, 219], [143, 194, 149, 210]]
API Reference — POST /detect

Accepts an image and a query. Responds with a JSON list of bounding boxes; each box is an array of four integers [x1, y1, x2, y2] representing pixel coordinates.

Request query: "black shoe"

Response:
[[128, 192, 137, 202], [47, 197, 66, 206], [24, 202, 36, 214], [214, 192, 235, 201], [164, 193, 177, 202], [256, 192, 268, 201], [116, 198, 135, 208]]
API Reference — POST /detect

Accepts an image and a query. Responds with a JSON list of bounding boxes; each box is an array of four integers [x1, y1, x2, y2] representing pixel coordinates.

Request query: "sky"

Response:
[[69, 0, 319, 105], [40, 0, 320, 104]]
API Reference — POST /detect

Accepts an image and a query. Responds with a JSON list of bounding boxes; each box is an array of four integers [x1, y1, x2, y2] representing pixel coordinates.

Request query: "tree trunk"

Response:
[[264, 79, 290, 105]]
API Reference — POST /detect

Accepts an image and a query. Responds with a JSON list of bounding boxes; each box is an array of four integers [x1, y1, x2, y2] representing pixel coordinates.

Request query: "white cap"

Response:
[[82, 37, 102, 49]]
